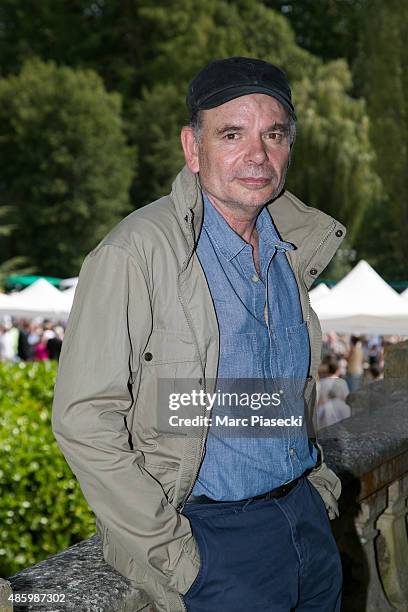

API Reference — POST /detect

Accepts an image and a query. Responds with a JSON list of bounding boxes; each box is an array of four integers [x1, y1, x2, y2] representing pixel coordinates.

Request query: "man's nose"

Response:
[[244, 136, 268, 164]]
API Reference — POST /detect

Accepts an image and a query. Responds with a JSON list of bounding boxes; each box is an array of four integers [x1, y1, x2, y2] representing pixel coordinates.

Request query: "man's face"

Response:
[[181, 93, 292, 211]]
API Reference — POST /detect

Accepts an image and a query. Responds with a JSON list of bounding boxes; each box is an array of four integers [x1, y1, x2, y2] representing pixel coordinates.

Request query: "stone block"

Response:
[[384, 340, 408, 380], [0, 578, 13, 612]]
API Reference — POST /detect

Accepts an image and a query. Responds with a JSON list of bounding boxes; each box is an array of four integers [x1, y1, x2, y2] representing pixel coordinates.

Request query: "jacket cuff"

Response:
[[307, 459, 342, 520]]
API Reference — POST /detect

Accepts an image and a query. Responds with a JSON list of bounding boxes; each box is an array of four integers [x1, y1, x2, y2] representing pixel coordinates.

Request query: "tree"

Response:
[[0, 1, 382, 273], [0, 206, 35, 290], [353, 0, 408, 279], [288, 60, 381, 243], [265, 0, 366, 65], [0, 1, 144, 100], [0, 58, 135, 276]]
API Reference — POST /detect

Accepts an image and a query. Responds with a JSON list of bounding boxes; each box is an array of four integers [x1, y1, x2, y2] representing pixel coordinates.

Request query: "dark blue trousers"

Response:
[[181, 476, 342, 611]]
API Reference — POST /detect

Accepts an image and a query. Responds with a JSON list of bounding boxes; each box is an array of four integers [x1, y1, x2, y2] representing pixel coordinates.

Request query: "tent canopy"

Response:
[[313, 260, 408, 335], [59, 277, 78, 289], [309, 283, 330, 309], [0, 279, 71, 320], [6, 274, 62, 289]]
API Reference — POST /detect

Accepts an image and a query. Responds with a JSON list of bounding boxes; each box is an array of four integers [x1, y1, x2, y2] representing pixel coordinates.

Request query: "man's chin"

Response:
[[204, 183, 285, 211], [235, 186, 284, 208]]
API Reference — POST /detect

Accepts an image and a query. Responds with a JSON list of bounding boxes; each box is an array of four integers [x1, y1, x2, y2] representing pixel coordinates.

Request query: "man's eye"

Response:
[[224, 133, 239, 140], [266, 132, 283, 143]]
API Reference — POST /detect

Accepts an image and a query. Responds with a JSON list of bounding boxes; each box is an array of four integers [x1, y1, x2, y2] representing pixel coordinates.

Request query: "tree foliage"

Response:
[[0, 0, 400, 278], [0, 0, 144, 99], [0, 361, 95, 576], [353, 0, 408, 279], [265, 0, 366, 64], [0, 58, 135, 276], [288, 60, 381, 242]]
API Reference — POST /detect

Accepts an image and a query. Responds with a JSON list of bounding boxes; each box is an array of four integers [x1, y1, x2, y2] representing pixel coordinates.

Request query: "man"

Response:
[[52, 57, 345, 611]]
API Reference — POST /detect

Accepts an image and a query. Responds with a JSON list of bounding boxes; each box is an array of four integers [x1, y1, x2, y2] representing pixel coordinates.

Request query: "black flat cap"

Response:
[[187, 57, 296, 120]]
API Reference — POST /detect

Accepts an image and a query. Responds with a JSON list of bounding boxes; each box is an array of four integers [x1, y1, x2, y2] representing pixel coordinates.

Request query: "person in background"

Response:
[[0, 316, 19, 361], [367, 363, 383, 383], [317, 355, 351, 429], [0, 322, 8, 361], [34, 332, 49, 361], [46, 325, 64, 360], [42, 319, 56, 342], [346, 335, 364, 392], [17, 320, 33, 361], [27, 322, 41, 355], [322, 331, 348, 360]]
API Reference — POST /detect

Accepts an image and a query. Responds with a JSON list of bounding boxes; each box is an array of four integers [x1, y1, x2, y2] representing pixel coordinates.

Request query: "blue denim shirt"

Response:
[[191, 193, 317, 500]]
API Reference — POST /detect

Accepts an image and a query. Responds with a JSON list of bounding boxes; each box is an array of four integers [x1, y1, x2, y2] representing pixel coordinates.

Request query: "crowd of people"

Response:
[[0, 316, 65, 362], [316, 332, 391, 429]]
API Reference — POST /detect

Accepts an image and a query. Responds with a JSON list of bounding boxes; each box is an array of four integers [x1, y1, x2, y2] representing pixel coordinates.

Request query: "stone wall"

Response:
[[324, 340, 408, 612], [6, 536, 151, 612]]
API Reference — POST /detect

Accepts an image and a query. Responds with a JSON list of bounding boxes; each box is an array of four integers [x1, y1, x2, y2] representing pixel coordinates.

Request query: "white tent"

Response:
[[0, 279, 70, 320], [60, 276, 78, 289], [313, 260, 408, 335], [59, 284, 77, 311], [402, 288, 408, 301], [0, 292, 10, 307], [309, 283, 330, 309]]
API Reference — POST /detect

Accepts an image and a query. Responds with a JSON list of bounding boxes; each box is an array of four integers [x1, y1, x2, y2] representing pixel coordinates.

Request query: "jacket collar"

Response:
[[171, 166, 346, 288]]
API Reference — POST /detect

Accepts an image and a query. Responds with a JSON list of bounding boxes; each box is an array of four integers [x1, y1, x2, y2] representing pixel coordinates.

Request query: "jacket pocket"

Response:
[[133, 330, 202, 443], [142, 329, 200, 364], [143, 463, 178, 504]]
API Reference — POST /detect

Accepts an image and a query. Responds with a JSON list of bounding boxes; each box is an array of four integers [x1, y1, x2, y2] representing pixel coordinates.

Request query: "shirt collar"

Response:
[[256, 206, 296, 252], [202, 191, 295, 261]]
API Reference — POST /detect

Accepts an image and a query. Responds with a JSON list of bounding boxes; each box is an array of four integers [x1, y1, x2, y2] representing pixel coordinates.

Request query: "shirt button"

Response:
[[289, 448, 296, 456], [251, 273, 260, 283], [144, 352, 153, 361]]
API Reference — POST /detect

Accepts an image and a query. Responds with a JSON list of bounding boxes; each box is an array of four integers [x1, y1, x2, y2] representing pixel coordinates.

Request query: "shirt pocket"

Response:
[[285, 321, 310, 383]]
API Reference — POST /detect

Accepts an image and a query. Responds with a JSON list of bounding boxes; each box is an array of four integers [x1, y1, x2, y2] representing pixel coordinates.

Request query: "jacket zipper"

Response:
[[180, 595, 188, 612], [301, 220, 336, 358], [176, 210, 209, 512], [299, 220, 337, 428]]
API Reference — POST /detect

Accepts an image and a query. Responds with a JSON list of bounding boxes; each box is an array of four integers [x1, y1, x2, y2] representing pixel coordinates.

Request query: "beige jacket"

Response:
[[52, 166, 346, 612]]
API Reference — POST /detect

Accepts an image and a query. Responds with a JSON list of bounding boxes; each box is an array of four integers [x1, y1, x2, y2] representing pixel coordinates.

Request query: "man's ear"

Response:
[[180, 126, 200, 173]]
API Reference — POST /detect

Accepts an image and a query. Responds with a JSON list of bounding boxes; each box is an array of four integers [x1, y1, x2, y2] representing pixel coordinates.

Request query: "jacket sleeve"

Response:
[[52, 243, 199, 594], [304, 376, 342, 520], [307, 443, 342, 520]]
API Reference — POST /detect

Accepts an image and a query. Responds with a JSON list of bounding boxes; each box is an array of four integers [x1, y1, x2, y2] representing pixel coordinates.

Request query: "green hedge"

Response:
[[0, 361, 95, 577]]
